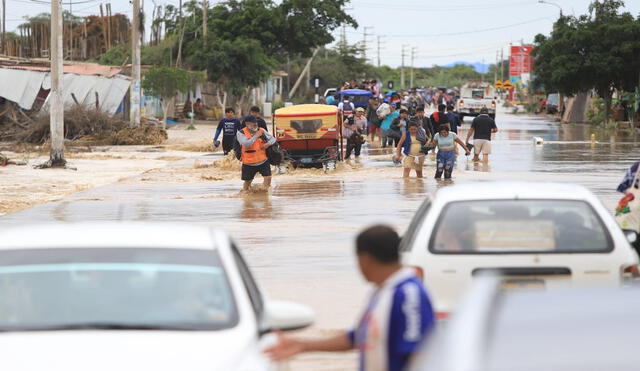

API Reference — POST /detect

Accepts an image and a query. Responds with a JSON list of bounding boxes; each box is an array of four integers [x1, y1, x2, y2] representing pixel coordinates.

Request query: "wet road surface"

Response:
[[2, 110, 640, 369]]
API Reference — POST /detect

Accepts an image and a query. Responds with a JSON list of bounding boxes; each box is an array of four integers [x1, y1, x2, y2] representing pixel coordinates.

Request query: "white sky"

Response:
[[6, 0, 640, 68]]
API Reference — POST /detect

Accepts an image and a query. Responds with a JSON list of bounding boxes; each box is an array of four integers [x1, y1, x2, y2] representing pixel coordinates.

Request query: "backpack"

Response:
[[262, 135, 284, 166]]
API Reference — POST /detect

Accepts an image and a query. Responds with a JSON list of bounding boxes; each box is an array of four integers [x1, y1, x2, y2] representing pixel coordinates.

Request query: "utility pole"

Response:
[[410, 46, 417, 88], [494, 50, 498, 83], [500, 48, 504, 81], [377, 36, 385, 67], [340, 24, 346, 53], [1, 0, 5, 54], [131, 0, 141, 126], [202, 0, 208, 37], [361, 26, 373, 62], [401, 44, 408, 89], [49, 0, 65, 166]]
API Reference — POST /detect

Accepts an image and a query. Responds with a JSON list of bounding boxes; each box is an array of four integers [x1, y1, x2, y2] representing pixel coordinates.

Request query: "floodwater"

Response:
[[2, 109, 640, 370]]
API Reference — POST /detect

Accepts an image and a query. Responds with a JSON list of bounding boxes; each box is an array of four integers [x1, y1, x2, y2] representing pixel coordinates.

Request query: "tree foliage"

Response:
[[158, 0, 355, 93], [533, 0, 640, 122], [142, 66, 200, 126]]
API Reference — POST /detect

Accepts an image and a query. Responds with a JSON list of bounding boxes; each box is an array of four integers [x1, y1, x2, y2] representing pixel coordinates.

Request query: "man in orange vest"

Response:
[[236, 115, 276, 191]]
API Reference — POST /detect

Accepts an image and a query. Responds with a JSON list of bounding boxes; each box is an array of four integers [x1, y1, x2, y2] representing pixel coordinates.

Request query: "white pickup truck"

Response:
[[456, 84, 497, 119]]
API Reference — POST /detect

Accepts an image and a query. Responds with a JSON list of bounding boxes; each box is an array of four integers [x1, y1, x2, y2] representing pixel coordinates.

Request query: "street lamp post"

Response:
[[538, 0, 563, 16]]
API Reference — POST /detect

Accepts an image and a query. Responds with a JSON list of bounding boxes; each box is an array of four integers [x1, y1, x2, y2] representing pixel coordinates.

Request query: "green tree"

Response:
[[142, 66, 192, 128], [533, 0, 640, 123], [158, 0, 355, 104]]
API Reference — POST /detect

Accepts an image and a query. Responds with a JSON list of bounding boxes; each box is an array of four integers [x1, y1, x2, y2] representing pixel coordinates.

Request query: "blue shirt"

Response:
[[446, 112, 461, 134], [381, 111, 399, 131], [348, 269, 435, 371], [214, 118, 242, 141]]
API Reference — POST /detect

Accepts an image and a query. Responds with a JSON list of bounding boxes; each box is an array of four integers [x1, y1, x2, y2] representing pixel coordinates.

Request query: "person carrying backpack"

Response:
[[236, 116, 276, 192]]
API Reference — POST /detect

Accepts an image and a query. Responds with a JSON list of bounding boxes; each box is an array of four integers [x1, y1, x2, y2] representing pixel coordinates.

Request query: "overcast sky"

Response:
[[6, 0, 640, 68]]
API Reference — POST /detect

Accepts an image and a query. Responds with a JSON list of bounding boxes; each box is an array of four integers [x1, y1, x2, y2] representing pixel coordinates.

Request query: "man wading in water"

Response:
[[237, 116, 276, 192]]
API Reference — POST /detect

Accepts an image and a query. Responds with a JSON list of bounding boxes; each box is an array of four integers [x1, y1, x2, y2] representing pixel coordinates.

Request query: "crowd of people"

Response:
[[338, 90, 498, 180]]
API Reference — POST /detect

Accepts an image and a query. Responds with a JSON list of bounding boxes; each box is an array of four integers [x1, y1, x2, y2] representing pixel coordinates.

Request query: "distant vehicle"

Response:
[[0, 223, 314, 371], [410, 277, 640, 371], [456, 82, 497, 119], [400, 182, 640, 319], [323, 88, 337, 98], [336, 89, 373, 109], [274, 104, 343, 170], [546, 93, 559, 114]]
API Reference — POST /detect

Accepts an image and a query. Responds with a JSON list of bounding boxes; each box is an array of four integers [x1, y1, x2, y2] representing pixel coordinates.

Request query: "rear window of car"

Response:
[[429, 200, 613, 254]]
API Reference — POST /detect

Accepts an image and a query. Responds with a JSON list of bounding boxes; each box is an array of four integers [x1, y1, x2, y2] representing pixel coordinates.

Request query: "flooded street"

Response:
[[2, 110, 640, 370]]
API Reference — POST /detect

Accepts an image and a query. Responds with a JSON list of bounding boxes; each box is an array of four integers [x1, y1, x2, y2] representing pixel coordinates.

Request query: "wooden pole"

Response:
[[202, 0, 207, 37], [49, 0, 65, 166], [131, 0, 141, 126]]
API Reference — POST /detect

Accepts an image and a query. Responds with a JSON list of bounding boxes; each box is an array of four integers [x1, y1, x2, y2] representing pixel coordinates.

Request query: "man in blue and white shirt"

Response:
[[265, 225, 435, 371]]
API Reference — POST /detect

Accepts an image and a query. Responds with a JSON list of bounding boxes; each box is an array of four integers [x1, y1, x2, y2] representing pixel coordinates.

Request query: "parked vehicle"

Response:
[[456, 82, 497, 119], [0, 223, 314, 371], [273, 104, 343, 170], [410, 276, 640, 371], [336, 89, 372, 109], [323, 88, 337, 98], [546, 93, 559, 114], [400, 182, 640, 319]]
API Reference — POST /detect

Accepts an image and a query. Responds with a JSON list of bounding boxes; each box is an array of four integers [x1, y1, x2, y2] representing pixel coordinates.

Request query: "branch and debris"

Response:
[[1, 104, 167, 146]]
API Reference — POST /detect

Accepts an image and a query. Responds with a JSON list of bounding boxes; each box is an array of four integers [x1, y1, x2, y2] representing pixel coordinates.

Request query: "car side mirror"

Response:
[[260, 300, 314, 335]]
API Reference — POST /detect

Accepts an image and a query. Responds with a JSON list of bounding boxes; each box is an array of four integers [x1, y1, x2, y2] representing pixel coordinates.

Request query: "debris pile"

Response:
[[0, 104, 167, 146]]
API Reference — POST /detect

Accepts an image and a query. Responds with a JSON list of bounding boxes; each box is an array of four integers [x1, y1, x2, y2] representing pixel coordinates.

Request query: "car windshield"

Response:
[[0, 248, 238, 332], [471, 89, 485, 99], [430, 200, 612, 253]]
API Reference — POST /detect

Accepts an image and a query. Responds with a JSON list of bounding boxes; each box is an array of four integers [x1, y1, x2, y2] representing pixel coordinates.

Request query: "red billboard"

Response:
[[509, 45, 534, 77]]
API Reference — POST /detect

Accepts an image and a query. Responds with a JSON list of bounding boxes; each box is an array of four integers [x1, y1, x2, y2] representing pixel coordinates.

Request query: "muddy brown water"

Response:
[[2, 110, 640, 370]]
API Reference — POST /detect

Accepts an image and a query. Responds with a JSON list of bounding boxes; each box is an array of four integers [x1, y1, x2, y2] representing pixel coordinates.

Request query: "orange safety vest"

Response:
[[241, 127, 267, 165]]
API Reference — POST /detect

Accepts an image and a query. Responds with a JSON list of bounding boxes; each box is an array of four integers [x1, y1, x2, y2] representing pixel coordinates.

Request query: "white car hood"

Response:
[[0, 329, 269, 371]]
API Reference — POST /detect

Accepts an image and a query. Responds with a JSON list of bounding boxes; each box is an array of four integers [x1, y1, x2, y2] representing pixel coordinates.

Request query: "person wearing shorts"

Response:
[[466, 107, 498, 162], [236, 116, 276, 191], [395, 122, 427, 178]]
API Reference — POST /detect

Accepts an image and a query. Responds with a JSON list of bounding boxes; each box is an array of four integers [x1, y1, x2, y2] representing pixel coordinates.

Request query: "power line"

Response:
[[386, 17, 549, 38]]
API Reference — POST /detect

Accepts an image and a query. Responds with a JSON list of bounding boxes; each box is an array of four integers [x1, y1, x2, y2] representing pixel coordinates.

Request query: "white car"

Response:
[[400, 182, 639, 318], [0, 223, 313, 371], [410, 277, 640, 371]]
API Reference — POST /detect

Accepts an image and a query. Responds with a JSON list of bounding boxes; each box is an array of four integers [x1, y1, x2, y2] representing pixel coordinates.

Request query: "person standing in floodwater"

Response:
[[265, 225, 435, 371], [465, 107, 498, 163], [395, 122, 427, 178], [237, 116, 276, 192], [429, 126, 470, 179], [214, 107, 242, 155]]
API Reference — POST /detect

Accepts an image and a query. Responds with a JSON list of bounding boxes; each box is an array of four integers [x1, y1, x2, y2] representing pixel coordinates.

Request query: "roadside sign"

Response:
[[387, 81, 394, 89], [502, 81, 514, 90], [310, 76, 323, 88], [494, 80, 504, 89]]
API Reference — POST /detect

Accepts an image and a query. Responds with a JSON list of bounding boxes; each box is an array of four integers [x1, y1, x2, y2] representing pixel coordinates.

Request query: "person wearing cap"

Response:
[[242, 106, 269, 132], [236, 115, 276, 192], [428, 125, 470, 179], [265, 225, 435, 371], [345, 107, 368, 159]]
